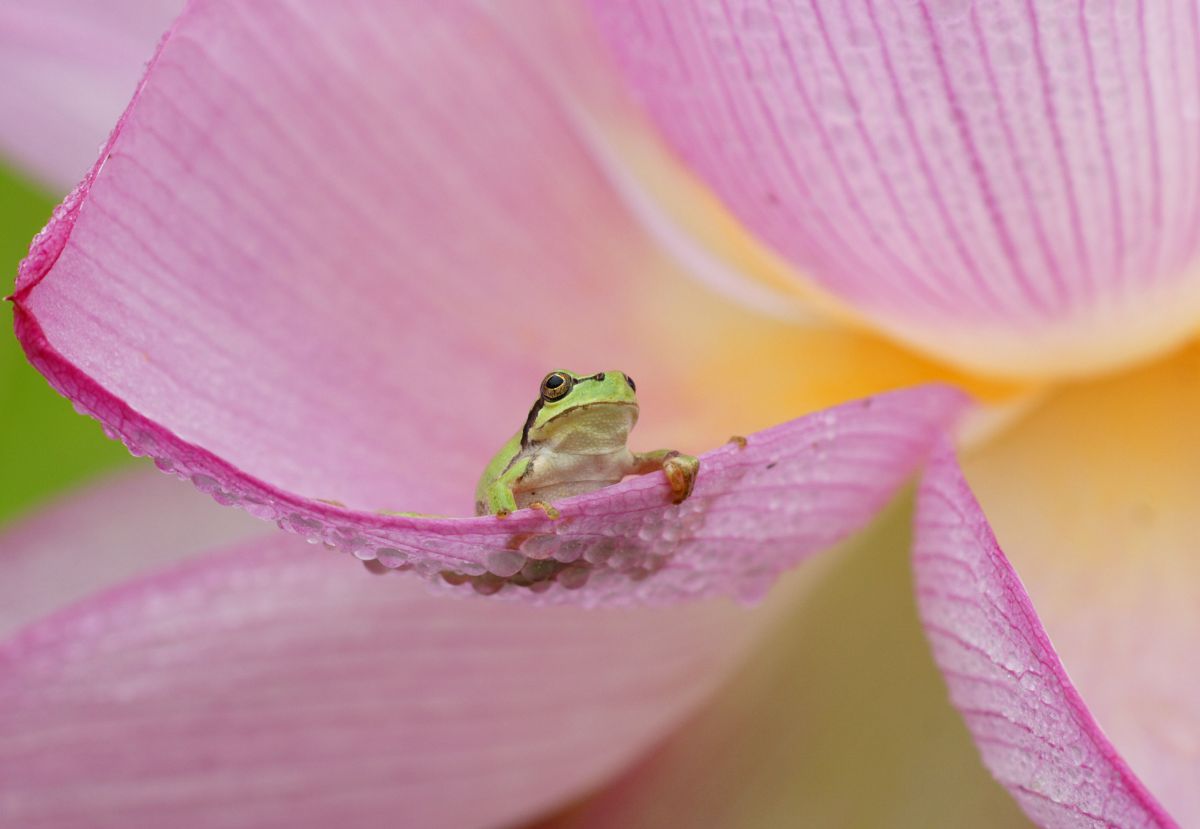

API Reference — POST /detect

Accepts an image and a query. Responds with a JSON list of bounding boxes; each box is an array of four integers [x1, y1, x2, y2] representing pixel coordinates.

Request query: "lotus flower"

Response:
[[2, 2, 1197, 827]]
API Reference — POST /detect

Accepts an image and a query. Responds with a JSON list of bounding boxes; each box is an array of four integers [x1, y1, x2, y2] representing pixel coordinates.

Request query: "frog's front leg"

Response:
[[482, 456, 532, 518], [632, 449, 699, 504]]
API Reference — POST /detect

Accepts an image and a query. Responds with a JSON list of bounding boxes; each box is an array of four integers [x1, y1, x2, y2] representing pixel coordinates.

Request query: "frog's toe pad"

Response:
[[663, 453, 699, 504], [529, 500, 561, 520]]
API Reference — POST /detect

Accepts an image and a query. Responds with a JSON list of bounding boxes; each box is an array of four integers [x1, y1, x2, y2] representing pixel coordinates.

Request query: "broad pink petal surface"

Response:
[[12, 0, 689, 521], [0, 0, 182, 188], [0, 467, 265, 636], [914, 442, 1177, 829], [590, 1, 1200, 376], [0, 472, 764, 828], [11, 0, 967, 603]]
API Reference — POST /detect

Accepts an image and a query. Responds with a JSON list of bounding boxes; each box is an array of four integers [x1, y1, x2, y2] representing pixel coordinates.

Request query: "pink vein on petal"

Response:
[[8, 0, 968, 604], [0, 530, 763, 828], [588, 1, 1200, 375], [913, 440, 1178, 829], [13, 286, 967, 605]]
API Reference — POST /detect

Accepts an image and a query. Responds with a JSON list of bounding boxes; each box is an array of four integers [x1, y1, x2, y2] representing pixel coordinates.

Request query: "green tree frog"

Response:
[[475, 370, 699, 519]]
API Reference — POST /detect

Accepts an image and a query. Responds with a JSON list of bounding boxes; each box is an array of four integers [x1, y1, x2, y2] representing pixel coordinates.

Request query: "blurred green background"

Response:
[[0, 164, 134, 526]]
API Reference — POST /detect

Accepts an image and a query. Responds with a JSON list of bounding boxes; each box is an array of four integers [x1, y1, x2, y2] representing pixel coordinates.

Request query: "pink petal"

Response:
[[9, 2, 966, 602], [23, 264, 968, 601], [0, 466, 266, 637], [913, 440, 1177, 828], [11, 0, 683, 522], [589, 2, 1200, 376], [533, 503, 1034, 828], [0, 494, 762, 828], [0, 0, 182, 189], [948, 348, 1200, 825]]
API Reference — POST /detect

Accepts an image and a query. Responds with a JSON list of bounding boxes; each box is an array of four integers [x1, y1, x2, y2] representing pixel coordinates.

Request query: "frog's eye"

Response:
[[541, 371, 574, 401], [625, 375, 636, 392]]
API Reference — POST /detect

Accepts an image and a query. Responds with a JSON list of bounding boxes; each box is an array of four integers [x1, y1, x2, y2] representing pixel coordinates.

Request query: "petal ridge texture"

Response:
[[0, 529, 759, 828], [913, 441, 1177, 829], [10, 0, 965, 604], [590, 1, 1200, 376]]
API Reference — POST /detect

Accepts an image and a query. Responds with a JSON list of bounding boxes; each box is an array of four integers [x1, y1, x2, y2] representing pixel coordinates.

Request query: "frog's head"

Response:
[[522, 369, 639, 447]]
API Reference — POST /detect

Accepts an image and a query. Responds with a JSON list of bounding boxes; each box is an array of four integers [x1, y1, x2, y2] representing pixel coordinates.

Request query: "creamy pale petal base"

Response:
[[0, 0, 182, 189], [590, 2, 1200, 377], [0, 477, 766, 829], [931, 344, 1200, 825]]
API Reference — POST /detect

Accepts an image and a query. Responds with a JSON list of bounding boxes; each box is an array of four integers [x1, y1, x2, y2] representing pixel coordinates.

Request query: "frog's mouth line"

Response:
[[541, 400, 638, 424]]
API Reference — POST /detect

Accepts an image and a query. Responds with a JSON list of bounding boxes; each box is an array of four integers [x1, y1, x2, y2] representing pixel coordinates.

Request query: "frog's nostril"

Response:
[[625, 375, 636, 392], [594, 372, 606, 381]]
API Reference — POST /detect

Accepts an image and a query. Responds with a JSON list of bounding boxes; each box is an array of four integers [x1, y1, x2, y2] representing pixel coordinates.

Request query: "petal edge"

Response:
[[914, 440, 1176, 829]]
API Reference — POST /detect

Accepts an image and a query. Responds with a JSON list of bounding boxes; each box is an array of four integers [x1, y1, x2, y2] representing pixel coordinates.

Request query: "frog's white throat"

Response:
[[532, 401, 639, 454]]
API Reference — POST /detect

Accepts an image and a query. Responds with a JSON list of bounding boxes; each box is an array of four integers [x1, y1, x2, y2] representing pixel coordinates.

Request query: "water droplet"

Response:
[[553, 540, 585, 563], [244, 502, 276, 520], [485, 550, 525, 578], [519, 559, 559, 583], [584, 539, 616, 565], [375, 547, 405, 566], [518, 534, 557, 560], [288, 513, 321, 530], [191, 474, 220, 493], [558, 566, 590, 590], [471, 574, 505, 595]]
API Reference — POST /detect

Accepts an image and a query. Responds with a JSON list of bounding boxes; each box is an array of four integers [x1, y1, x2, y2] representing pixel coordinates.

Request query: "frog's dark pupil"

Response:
[[626, 375, 637, 392], [546, 375, 565, 389]]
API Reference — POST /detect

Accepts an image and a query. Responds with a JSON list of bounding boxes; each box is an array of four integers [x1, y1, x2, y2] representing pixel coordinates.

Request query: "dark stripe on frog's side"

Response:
[[519, 398, 545, 450], [518, 373, 607, 449]]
